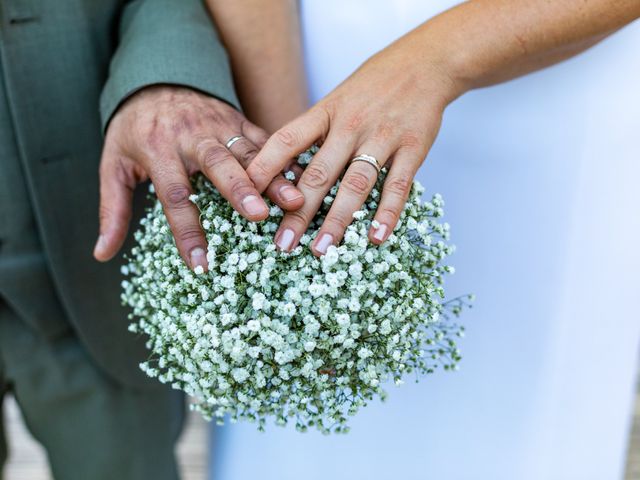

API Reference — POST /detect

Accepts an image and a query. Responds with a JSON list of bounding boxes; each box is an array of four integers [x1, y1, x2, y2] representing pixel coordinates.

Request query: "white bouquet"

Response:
[[122, 149, 470, 434]]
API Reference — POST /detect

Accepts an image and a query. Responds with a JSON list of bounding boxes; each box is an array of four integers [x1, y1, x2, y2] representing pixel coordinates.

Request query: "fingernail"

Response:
[[279, 185, 304, 203], [315, 233, 333, 255], [190, 247, 207, 270], [241, 195, 268, 217], [94, 235, 107, 255], [373, 224, 388, 242], [276, 228, 295, 251]]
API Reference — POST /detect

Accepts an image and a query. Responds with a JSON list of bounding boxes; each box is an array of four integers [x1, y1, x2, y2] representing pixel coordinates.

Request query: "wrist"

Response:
[[382, 31, 468, 113], [391, 7, 493, 107], [405, 50, 466, 114]]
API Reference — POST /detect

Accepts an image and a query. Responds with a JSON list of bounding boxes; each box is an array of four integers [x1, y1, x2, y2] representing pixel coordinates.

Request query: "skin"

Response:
[[242, 0, 640, 256], [93, 86, 305, 270], [206, 0, 309, 133]]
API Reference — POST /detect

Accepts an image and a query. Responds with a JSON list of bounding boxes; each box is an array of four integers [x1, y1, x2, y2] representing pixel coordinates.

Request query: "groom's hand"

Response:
[[93, 85, 304, 270]]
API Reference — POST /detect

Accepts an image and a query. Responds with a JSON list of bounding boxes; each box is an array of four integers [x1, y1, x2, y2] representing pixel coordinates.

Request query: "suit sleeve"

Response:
[[99, 0, 240, 131]]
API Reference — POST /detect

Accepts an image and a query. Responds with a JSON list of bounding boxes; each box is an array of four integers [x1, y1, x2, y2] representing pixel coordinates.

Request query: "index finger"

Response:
[[246, 107, 329, 192]]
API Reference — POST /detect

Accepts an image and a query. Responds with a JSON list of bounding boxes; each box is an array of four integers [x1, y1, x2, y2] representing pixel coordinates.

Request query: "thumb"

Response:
[[93, 153, 136, 262]]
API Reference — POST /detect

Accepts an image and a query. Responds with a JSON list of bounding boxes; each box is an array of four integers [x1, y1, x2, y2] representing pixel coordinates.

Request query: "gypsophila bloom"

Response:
[[122, 147, 470, 434]]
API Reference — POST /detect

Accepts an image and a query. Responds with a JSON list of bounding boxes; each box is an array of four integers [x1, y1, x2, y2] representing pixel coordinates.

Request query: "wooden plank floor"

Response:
[[1, 395, 208, 480], [3, 386, 640, 480], [626, 386, 640, 480]]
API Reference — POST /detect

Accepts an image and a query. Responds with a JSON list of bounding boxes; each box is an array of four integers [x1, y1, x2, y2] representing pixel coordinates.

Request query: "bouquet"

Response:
[[122, 149, 470, 434]]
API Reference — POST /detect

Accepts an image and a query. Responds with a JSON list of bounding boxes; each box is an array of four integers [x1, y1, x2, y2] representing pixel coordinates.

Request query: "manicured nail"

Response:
[[373, 223, 388, 242], [315, 233, 333, 254], [279, 185, 304, 203], [276, 228, 295, 251], [190, 247, 207, 270], [241, 195, 268, 217]]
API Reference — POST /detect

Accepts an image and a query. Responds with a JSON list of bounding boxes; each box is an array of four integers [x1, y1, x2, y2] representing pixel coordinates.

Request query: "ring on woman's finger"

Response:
[[225, 135, 245, 150], [350, 153, 381, 173]]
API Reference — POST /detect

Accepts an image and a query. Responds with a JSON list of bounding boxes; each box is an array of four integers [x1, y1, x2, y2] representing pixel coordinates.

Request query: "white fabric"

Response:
[[211, 3, 640, 479]]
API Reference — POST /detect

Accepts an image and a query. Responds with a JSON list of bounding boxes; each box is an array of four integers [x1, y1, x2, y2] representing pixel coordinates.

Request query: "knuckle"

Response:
[[377, 206, 401, 222], [98, 204, 128, 229], [371, 122, 394, 142], [98, 204, 113, 224], [228, 178, 255, 198], [163, 183, 191, 209], [283, 209, 310, 230], [248, 159, 271, 180], [141, 123, 167, 153], [199, 144, 230, 171], [376, 205, 400, 225], [274, 127, 301, 149], [398, 131, 423, 150], [342, 170, 373, 196], [237, 145, 259, 165], [301, 162, 330, 190], [385, 175, 413, 197], [323, 213, 349, 232], [341, 112, 366, 133], [202, 107, 224, 125], [175, 225, 202, 244]]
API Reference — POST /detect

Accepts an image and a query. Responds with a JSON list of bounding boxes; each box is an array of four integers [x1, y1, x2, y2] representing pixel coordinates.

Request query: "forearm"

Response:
[[395, 0, 640, 102], [206, 0, 308, 133]]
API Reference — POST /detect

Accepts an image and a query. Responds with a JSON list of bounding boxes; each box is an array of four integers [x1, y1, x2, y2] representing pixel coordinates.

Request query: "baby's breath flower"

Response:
[[122, 148, 468, 435]]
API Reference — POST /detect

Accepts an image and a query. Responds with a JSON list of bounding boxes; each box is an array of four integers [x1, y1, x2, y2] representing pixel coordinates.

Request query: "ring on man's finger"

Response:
[[225, 135, 245, 150]]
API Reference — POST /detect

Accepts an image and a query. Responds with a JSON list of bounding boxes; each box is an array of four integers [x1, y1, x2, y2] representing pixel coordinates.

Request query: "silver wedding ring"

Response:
[[350, 154, 381, 173], [225, 135, 245, 149]]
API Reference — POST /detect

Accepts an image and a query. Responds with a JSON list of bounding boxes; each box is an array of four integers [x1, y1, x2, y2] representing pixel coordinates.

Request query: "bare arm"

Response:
[[206, 0, 309, 133], [245, 0, 640, 255], [399, 0, 640, 100]]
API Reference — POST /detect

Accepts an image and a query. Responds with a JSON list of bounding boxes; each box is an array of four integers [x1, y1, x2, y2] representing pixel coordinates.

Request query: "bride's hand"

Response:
[[246, 39, 460, 256], [245, 0, 639, 256]]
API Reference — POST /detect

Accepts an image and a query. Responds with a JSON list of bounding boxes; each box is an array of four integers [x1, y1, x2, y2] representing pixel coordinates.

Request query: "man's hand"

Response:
[[93, 85, 304, 270]]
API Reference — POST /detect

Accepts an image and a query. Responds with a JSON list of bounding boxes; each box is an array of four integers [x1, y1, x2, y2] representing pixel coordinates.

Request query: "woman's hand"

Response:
[[247, 40, 459, 256], [247, 0, 640, 256]]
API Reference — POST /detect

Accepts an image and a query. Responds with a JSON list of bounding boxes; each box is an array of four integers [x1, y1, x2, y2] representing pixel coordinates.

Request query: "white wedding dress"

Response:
[[209, 2, 640, 479]]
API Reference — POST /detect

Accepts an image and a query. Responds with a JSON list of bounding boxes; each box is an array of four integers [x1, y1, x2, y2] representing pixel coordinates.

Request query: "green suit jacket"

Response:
[[0, 0, 239, 388]]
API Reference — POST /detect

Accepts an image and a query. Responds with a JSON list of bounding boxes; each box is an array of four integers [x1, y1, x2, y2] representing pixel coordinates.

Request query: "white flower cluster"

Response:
[[122, 149, 469, 434]]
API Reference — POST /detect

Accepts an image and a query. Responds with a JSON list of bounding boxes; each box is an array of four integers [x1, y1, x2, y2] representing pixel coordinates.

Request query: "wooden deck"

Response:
[[626, 386, 640, 480], [1, 395, 208, 480], [3, 385, 640, 480]]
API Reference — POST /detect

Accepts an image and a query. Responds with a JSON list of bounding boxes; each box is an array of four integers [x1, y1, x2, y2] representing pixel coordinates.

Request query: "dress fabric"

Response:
[[211, 2, 640, 479]]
